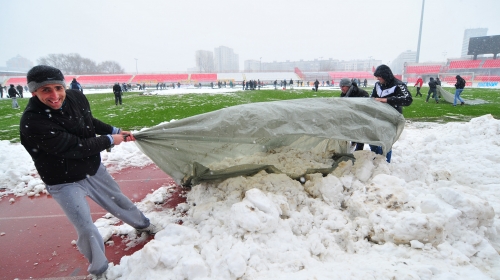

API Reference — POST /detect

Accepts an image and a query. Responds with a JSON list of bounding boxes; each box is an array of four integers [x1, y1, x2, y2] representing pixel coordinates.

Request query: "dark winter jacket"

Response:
[[8, 85, 19, 98], [70, 79, 83, 92], [113, 84, 122, 96], [20, 90, 114, 185], [371, 65, 413, 114], [455, 75, 466, 89], [428, 78, 438, 89], [340, 84, 369, 98], [16, 85, 23, 95]]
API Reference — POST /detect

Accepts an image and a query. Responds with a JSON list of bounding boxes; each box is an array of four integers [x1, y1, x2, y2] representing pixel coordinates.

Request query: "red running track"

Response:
[[0, 165, 184, 280]]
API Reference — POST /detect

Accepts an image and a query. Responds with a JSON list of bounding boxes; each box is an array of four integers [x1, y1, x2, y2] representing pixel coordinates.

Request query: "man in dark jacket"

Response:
[[313, 79, 319, 92], [8, 84, 21, 109], [454, 75, 466, 106], [426, 77, 439, 103], [339, 78, 369, 151], [16, 84, 24, 98], [339, 78, 369, 98], [20, 65, 155, 277], [112, 82, 122, 105], [370, 65, 413, 162], [70, 78, 83, 92]]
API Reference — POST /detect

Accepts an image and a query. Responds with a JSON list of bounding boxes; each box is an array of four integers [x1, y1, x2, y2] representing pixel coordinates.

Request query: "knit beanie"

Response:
[[339, 78, 352, 87], [27, 65, 66, 92]]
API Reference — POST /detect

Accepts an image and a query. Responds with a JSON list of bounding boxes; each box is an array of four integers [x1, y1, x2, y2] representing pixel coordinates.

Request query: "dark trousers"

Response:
[[415, 87, 422, 96], [426, 88, 438, 102], [114, 94, 122, 105]]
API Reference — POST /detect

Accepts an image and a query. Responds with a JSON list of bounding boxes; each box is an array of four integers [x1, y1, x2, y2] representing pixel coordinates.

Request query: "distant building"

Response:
[[461, 28, 488, 58], [214, 46, 239, 72], [391, 50, 417, 75], [244, 60, 261, 72]]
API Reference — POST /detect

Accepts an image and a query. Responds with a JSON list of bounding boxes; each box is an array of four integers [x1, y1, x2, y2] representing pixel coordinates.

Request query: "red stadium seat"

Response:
[[474, 75, 500, 82], [481, 59, 500, 68], [190, 73, 217, 82], [448, 60, 481, 69], [77, 75, 133, 85], [328, 71, 373, 79], [405, 65, 441, 74]]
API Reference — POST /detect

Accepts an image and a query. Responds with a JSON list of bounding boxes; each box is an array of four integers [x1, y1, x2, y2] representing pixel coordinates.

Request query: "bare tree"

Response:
[[98, 61, 125, 74], [37, 53, 124, 74], [195, 50, 215, 73]]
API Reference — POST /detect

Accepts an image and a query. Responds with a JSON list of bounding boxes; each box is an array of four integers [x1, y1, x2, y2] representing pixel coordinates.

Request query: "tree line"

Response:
[[37, 53, 124, 75]]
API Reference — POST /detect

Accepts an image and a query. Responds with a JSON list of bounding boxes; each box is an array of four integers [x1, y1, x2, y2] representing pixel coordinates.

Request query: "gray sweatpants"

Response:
[[46, 164, 149, 275]]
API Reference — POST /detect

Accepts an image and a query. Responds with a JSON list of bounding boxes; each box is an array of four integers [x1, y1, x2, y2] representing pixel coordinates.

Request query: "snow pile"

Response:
[[104, 115, 500, 279]]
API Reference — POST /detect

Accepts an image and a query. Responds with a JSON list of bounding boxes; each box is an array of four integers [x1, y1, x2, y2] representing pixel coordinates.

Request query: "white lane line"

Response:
[[0, 212, 107, 220]]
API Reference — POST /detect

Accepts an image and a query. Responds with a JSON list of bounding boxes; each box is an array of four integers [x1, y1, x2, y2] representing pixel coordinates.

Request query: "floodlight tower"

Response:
[[416, 0, 425, 63]]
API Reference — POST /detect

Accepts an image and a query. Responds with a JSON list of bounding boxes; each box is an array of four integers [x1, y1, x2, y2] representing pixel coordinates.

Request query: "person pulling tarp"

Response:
[[435, 85, 487, 105], [134, 97, 405, 186]]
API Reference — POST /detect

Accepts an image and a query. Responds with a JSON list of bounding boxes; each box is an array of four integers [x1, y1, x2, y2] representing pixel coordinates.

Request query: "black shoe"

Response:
[[461, 102, 464, 105]]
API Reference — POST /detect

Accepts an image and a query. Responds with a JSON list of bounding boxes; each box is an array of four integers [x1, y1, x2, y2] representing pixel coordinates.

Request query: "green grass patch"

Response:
[[1, 86, 499, 143]]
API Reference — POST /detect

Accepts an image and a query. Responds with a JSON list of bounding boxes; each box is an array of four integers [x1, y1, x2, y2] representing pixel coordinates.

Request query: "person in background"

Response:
[[339, 78, 369, 151], [426, 77, 439, 103], [16, 84, 24, 98], [370, 65, 413, 162], [414, 76, 423, 97], [70, 78, 83, 93], [20, 65, 156, 278], [0, 83, 3, 98], [454, 75, 466, 106], [113, 82, 122, 105], [9, 84, 21, 109], [314, 79, 319, 92]]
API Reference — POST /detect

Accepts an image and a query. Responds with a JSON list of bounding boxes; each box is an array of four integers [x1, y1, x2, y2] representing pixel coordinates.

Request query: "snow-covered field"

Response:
[[1, 105, 499, 279]]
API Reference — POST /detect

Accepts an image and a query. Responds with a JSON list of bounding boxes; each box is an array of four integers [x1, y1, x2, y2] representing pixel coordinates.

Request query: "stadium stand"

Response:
[[406, 77, 419, 83], [482, 59, 500, 68], [5, 75, 80, 87], [474, 75, 500, 82], [189, 73, 217, 82], [131, 74, 188, 83], [448, 60, 482, 69], [77, 75, 133, 85], [405, 65, 442, 74], [4, 77, 27, 85], [441, 75, 472, 83], [328, 71, 373, 79], [303, 72, 331, 82]]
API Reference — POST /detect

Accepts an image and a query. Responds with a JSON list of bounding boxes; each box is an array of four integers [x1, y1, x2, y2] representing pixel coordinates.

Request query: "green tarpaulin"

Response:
[[134, 97, 405, 185]]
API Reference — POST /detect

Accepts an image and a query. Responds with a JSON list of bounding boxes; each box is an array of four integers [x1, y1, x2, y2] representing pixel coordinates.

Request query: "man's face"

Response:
[[32, 84, 66, 110], [340, 85, 350, 94], [376, 76, 386, 84]]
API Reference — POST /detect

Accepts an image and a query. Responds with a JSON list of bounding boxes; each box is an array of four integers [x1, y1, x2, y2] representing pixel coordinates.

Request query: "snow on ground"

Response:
[[1, 107, 499, 279]]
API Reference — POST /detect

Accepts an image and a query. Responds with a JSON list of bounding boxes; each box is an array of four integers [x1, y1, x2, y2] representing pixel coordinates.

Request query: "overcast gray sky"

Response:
[[1, 0, 499, 73]]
